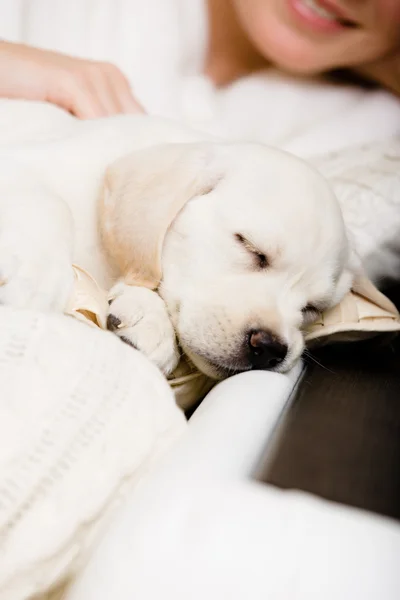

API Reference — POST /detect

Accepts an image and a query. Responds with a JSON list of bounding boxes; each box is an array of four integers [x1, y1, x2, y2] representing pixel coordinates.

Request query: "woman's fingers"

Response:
[[0, 41, 145, 119], [52, 60, 145, 118]]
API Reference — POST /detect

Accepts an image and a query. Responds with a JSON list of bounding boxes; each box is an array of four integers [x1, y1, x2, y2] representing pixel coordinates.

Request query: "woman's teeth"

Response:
[[300, 0, 357, 27], [302, 0, 339, 21]]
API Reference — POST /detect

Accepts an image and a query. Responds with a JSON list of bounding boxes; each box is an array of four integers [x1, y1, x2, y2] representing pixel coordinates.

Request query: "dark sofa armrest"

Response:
[[257, 304, 400, 522]]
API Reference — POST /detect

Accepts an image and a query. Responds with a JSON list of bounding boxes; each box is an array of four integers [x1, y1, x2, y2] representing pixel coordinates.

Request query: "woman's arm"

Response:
[[0, 41, 144, 118]]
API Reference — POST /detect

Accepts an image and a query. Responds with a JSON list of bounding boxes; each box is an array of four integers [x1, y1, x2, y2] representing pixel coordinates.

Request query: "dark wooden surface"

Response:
[[259, 286, 400, 521]]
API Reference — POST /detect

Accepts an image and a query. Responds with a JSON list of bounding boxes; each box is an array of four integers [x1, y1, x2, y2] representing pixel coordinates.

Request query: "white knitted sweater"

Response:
[[0, 307, 186, 600]]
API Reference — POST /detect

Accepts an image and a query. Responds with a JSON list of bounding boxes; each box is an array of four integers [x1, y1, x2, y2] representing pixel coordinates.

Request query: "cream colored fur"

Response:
[[0, 99, 360, 379]]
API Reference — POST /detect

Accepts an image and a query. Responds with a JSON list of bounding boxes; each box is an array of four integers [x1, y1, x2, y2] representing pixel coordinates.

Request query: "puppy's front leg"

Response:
[[0, 161, 74, 311], [107, 282, 180, 376]]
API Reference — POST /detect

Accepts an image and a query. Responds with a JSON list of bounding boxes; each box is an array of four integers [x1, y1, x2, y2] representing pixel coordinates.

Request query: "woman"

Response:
[[0, 0, 399, 281], [0, 0, 399, 118]]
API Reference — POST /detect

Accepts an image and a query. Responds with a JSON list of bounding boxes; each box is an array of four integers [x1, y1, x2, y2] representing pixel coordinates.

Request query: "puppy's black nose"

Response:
[[248, 330, 288, 370]]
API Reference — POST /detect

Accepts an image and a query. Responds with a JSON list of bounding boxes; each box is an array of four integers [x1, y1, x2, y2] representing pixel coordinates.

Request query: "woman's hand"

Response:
[[0, 41, 144, 118]]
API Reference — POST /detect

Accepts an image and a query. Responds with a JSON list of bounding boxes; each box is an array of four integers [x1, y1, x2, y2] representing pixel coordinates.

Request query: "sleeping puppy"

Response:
[[0, 100, 356, 380]]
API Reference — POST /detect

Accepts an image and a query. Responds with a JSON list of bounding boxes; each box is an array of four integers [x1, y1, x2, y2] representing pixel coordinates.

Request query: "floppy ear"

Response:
[[99, 142, 223, 289]]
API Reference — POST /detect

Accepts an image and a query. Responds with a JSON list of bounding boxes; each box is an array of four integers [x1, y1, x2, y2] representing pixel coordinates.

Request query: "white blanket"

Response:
[[0, 307, 186, 600]]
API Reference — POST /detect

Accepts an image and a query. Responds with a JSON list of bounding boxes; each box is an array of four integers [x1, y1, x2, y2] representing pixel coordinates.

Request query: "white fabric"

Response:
[[67, 482, 400, 600], [0, 307, 186, 600], [173, 367, 304, 480], [311, 139, 400, 280], [66, 369, 400, 600]]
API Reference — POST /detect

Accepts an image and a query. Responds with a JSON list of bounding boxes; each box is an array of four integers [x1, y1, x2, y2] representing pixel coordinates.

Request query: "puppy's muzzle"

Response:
[[247, 329, 288, 370]]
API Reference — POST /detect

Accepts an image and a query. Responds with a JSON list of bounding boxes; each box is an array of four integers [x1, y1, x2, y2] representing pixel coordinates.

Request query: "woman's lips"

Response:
[[288, 0, 355, 33]]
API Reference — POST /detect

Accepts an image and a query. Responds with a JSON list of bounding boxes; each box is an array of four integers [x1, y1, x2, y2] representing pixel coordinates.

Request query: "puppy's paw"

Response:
[[107, 282, 180, 376], [0, 241, 73, 312]]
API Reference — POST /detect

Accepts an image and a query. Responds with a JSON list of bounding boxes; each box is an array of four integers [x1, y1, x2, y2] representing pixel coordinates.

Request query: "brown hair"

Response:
[[326, 47, 400, 98], [356, 57, 400, 98], [327, 68, 379, 90]]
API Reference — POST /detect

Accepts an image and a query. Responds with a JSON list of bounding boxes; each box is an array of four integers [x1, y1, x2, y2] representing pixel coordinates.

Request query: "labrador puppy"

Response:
[[0, 100, 356, 380]]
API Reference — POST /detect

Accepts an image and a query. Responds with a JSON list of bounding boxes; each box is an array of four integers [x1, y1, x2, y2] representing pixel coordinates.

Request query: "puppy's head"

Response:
[[103, 142, 357, 379]]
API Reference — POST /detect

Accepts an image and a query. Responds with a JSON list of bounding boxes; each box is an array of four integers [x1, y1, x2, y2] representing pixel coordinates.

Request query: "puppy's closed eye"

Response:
[[301, 304, 321, 323], [235, 233, 269, 270]]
